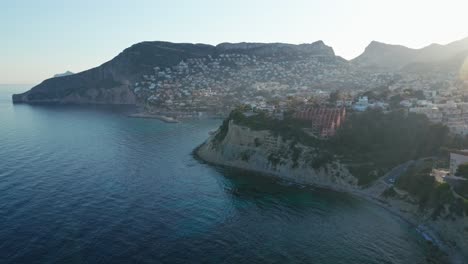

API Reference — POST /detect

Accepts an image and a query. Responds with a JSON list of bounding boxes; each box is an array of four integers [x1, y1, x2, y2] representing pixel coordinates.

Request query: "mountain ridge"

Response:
[[12, 37, 468, 105], [352, 36, 468, 71], [12, 41, 338, 104]]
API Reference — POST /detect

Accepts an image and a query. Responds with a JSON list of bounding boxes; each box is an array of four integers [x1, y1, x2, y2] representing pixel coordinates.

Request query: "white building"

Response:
[[353, 96, 369, 112], [400, 100, 413, 108]]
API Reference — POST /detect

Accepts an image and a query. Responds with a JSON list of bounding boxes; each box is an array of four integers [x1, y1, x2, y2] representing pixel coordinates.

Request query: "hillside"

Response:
[[352, 37, 468, 72], [12, 41, 344, 105], [13, 37, 468, 107], [12, 42, 216, 104]]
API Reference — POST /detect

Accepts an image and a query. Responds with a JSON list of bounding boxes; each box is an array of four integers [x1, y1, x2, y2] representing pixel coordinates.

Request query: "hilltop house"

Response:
[[294, 107, 346, 138]]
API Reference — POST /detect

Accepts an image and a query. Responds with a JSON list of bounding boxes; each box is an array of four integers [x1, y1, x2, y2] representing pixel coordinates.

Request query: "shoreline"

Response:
[[128, 112, 179, 123], [193, 144, 465, 264]]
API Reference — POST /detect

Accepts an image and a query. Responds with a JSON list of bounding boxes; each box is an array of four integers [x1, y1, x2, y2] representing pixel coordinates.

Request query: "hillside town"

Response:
[[132, 52, 468, 138], [132, 52, 396, 114]]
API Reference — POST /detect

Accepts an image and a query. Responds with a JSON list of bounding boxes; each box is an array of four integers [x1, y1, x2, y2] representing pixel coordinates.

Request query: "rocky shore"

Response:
[[128, 112, 179, 123]]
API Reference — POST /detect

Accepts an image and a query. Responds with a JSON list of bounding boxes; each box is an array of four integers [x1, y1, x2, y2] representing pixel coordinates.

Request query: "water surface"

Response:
[[0, 85, 433, 263]]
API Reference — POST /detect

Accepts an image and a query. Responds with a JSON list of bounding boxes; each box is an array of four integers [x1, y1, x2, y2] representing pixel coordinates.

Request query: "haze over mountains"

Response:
[[12, 36, 468, 106], [353, 36, 468, 72]]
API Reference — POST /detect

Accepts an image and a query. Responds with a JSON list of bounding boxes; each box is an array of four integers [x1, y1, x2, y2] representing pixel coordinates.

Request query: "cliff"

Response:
[[196, 118, 468, 262], [197, 119, 358, 191], [12, 42, 216, 104]]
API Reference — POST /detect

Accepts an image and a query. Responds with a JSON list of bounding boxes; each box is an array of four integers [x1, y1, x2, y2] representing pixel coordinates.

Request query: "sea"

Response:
[[0, 84, 436, 263]]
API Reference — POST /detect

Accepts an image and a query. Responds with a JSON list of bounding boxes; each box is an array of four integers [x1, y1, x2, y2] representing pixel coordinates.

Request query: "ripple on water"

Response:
[[0, 87, 437, 264]]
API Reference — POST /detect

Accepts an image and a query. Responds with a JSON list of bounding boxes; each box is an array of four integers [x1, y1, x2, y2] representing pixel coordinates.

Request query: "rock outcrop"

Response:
[[196, 120, 358, 191]]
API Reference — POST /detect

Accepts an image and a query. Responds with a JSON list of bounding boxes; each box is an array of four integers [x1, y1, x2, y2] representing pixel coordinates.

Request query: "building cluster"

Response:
[[132, 51, 468, 137], [347, 96, 389, 112], [132, 53, 395, 115], [407, 88, 468, 135]]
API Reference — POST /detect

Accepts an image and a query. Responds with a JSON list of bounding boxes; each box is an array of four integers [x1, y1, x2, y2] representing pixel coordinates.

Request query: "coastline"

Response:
[[193, 143, 465, 264], [128, 112, 179, 123]]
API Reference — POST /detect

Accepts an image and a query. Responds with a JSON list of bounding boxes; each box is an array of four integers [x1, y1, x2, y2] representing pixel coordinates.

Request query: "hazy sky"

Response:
[[2, 0, 468, 84]]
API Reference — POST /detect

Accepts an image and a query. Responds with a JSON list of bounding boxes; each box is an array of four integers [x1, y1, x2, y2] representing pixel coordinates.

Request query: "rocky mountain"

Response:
[[13, 37, 468, 106], [12, 41, 342, 105], [12, 42, 217, 104], [352, 36, 468, 72]]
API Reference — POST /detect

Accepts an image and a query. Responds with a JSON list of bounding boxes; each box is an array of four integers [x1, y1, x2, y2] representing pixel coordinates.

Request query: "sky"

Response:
[[1, 0, 468, 84]]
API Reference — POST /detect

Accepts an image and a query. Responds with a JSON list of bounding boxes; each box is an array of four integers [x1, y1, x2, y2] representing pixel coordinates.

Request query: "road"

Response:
[[383, 160, 416, 185]]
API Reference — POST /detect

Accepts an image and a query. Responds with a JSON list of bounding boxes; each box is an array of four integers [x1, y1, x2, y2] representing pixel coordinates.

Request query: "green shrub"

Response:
[[254, 138, 262, 147], [382, 187, 397, 198]]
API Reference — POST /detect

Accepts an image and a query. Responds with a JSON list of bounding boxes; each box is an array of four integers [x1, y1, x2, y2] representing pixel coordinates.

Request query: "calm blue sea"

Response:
[[0, 84, 433, 263]]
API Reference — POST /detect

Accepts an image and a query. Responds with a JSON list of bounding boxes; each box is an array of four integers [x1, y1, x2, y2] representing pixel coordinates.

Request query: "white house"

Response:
[[353, 96, 369, 112]]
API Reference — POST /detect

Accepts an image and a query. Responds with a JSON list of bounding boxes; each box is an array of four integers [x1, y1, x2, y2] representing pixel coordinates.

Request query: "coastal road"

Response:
[[383, 158, 432, 185], [383, 160, 415, 185]]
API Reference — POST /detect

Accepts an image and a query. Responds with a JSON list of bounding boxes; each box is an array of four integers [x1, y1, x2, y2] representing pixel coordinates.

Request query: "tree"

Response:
[[455, 162, 468, 179], [414, 90, 426, 100], [328, 90, 342, 104], [389, 94, 403, 109]]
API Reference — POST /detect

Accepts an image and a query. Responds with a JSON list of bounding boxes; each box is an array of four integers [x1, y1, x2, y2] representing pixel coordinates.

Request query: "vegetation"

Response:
[[331, 110, 449, 185], [396, 161, 452, 207], [309, 151, 333, 170], [221, 108, 451, 185], [213, 108, 468, 219], [229, 109, 323, 147], [382, 187, 397, 198], [396, 160, 468, 217], [240, 150, 252, 161], [455, 162, 468, 179], [454, 181, 468, 198], [254, 138, 262, 147], [213, 114, 231, 144], [290, 141, 302, 169]]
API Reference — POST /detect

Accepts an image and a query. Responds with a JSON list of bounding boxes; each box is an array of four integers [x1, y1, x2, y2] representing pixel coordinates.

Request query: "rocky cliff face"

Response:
[[196, 120, 358, 191], [12, 42, 216, 104]]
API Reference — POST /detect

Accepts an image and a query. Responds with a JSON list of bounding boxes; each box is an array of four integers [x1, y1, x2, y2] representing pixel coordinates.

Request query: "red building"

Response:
[[294, 107, 346, 138]]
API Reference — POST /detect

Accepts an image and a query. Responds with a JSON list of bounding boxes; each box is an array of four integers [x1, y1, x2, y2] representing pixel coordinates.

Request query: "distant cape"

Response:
[[53, 71, 74, 78]]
